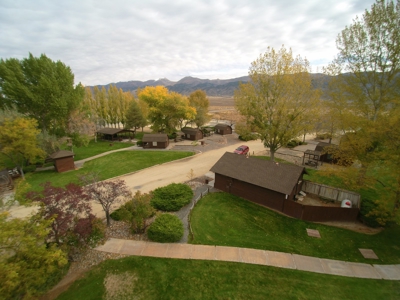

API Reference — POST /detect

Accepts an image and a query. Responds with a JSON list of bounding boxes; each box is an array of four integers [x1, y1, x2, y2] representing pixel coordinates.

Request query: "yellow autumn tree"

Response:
[[235, 46, 321, 161], [138, 86, 195, 134], [0, 117, 46, 178]]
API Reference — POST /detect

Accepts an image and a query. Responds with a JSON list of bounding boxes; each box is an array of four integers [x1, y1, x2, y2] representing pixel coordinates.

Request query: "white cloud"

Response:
[[0, 0, 376, 85]]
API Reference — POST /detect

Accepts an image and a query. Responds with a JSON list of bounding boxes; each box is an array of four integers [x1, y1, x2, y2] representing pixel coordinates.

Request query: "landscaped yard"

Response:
[[26, 151, 194, 191], [189, 192, 400, 264], [65, 140, 134, 161], [56, 256, 400, 300]]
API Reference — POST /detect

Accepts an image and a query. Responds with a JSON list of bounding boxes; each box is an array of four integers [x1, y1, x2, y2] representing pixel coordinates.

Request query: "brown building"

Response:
[[142, 134, 169, 149], [0, 169, 14, 192], [181, 128, 204, 141], [96, 128, 135, 141], [211, 152, 305, 211], [214, 124, 233, 135], [49, 150, 75, 173]]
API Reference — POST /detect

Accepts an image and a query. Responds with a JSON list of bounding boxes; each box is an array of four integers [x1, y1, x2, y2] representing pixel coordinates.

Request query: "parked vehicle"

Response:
[[234, 145, 249, 155]]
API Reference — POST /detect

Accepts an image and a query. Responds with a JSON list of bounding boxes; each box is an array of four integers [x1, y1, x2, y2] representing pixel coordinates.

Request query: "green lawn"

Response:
[[190, 192, 400, 264], [64, 140, 134, 161], [56, 256, 400, 300], [26, 151, 193, 191]]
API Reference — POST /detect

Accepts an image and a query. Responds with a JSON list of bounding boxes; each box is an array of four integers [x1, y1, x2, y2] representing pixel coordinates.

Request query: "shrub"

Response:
[[359, 197, 381, 228], [147, 213, 184, 242], [151, 183, 193, 211], [110, 206, 132, 221], [315, 133, 332, 140], [286, 139, 300, 148], [238, 133, 258, 141], [22, 164, 37, 173]]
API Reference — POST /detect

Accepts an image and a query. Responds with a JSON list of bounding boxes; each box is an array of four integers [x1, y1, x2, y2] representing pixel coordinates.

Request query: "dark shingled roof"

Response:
[[210, 152, 305, 195], [181, 128, 202, 134], [49, 150, 74, 159], [142, 134, 169, 142], [215, 124, 231, 129], [96, 128, 135, 135]]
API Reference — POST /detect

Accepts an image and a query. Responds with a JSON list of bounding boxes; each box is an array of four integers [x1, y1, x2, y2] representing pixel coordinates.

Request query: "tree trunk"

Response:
[[105, 210, 111, 226], [270, 150, 275, 161]]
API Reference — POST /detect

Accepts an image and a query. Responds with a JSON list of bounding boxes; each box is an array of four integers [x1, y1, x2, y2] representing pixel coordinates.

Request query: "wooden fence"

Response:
[[302, 180, 360, 208]]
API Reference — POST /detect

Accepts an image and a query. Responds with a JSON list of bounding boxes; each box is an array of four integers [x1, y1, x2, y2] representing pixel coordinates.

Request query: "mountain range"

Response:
[[90, 74, 330, 97]]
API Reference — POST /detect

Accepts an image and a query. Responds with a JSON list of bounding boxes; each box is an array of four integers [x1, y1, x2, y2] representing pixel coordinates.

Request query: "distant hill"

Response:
[[90, 74, 331, 97]]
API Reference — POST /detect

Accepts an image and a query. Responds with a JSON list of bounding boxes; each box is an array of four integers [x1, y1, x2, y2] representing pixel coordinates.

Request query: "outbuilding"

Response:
[[0, 169, 14, 192], [210, 152, 305, 211], [96, 128, 135, 141], [49, 150, 75, 173], [214, 124, 233, 135], [142, 134, 169, 149], [181, 128, 204, 141]]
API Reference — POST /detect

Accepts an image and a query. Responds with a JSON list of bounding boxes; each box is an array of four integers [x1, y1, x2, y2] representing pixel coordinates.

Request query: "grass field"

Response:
[[26, 151, 194, 191], [65, 140, 134, 161], [56, 256, 400, 300], [190, 192, 400, 264]]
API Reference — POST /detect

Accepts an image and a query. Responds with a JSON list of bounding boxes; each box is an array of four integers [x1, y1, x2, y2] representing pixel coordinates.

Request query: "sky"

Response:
[[0, 0, 376, 86]]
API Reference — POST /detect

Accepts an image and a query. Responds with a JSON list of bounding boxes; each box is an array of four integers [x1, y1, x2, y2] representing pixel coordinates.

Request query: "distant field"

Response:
[[208, 96, 234, 107]]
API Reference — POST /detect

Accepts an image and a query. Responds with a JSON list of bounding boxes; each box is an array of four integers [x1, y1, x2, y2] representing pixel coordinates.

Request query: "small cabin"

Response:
[[142, 134, 169, 149], [0, 169, 14, 192], [181, 128, 204, 141], [214, 124, 233, 135], [49, 150, 75, 173]]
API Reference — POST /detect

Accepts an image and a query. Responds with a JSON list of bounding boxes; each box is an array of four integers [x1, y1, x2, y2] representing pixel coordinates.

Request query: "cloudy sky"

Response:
[[0, 0, 375, 86]]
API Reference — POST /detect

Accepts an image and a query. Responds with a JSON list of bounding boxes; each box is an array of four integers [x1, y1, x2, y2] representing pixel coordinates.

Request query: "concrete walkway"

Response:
[[95, 238, 400, 280]]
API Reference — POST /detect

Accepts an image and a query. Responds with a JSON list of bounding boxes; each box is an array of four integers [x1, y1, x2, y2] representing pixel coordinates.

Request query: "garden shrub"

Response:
[[151, 183, 193, 211], [110, 206, 131, 221], [359, 197, 381, 228], [22, 164, 37, 173], [238, 133, 258, 141], [286, 139, 300, 148], [315, 133, 332, 140], [147, 213, 184, 243]]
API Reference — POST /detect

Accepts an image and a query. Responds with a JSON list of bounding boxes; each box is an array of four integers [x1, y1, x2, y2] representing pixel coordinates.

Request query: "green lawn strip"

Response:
[[26, 151, 193, 192], [56, 256, 399, 300], [190, 193, 400, 264], [64, 140, 134, 161]]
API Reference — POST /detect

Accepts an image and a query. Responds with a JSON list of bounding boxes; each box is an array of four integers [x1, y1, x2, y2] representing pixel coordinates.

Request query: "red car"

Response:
[[234, 145, 249, 155]]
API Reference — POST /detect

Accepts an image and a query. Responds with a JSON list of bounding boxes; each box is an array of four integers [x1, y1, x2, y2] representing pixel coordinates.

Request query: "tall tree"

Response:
[[138, 86, 195, 134], [0, 117, 46, 178], [107, 84, 120, 127], [322, 0, 400, 225], [118, 89, 132, 128], [93, 86, 108, 127], [235, 46, 320, 161], [333, 0, 400, 122], [125, 99, 146, 131], [188, 89, 210, 128], [0, 53, 84, 135]]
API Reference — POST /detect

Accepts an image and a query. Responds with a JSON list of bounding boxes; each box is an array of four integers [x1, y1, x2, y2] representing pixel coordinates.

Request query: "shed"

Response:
[[49, 150, 75, 173], [210, 152, 305, 211], [142, 134, 169, 149], [315, 142, 336, 163], [181, 128, 204, 141], [96, 128, 135, 141], [214, 124, 233, 135], [0, 169, 13, 192]]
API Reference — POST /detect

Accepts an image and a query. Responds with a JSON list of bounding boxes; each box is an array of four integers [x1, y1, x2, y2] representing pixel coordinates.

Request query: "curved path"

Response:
[[95, 238, 400, 280]]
